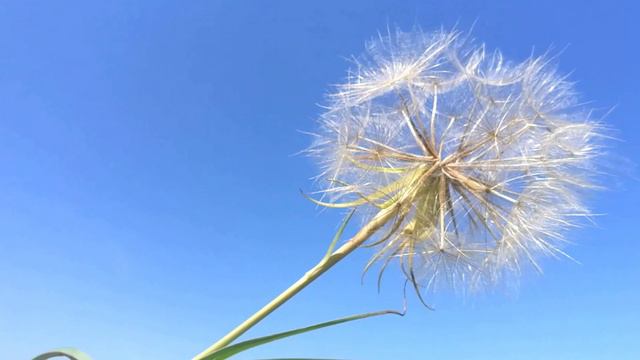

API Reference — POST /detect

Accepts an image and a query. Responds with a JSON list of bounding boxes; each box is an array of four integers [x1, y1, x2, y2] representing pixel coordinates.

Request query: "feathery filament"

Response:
[[308, 29, 602, 295]]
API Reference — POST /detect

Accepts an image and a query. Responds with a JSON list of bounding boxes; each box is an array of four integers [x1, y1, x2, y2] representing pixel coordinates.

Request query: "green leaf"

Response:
[[32, 348, 92, 360], [323, 208, 356, 261], [202, 309, 402, 360]]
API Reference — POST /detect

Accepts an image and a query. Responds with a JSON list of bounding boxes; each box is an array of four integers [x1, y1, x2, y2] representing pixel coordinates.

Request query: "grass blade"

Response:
[[202, 309, 402, 360], [323, 209, 356, 261], [32, 348, 92, 360]]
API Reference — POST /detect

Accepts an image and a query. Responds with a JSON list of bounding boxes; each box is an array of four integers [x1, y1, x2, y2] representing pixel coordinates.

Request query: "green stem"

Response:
[[192, 205, 398, 360]]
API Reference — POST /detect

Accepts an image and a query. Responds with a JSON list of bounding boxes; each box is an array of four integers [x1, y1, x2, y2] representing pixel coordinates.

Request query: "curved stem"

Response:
[[192, 205, 398, 360]]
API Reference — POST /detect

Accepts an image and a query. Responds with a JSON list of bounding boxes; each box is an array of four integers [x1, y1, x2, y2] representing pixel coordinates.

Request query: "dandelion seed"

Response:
[[191, 28, 610, 359], [308, 28, 603, 295]]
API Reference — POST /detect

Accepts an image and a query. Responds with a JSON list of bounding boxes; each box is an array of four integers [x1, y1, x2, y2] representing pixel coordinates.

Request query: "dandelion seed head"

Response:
[[308, 28, 604, 295]]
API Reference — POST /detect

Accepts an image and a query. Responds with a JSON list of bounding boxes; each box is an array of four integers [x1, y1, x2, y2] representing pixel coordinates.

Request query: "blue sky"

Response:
[[0, 1, 638, 359]]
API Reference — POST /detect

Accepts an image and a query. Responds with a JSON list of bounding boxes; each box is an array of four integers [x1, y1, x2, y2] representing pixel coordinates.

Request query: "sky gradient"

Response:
[[1, 1, 639, 359]]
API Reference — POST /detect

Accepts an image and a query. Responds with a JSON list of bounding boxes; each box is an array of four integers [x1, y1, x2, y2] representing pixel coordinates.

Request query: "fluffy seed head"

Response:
[[308, 29, 603, 295]]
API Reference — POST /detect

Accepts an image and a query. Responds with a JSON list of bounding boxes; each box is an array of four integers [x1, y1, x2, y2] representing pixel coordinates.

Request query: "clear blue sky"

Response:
[[0, 1, 638, 359]]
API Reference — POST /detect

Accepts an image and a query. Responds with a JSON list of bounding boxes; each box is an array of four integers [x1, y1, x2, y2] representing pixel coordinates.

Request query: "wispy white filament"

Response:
[[308, 28, 603, 294]]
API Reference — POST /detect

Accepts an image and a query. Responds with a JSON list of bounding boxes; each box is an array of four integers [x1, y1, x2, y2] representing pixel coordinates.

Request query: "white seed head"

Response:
[[308, 29, 603, 295]]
